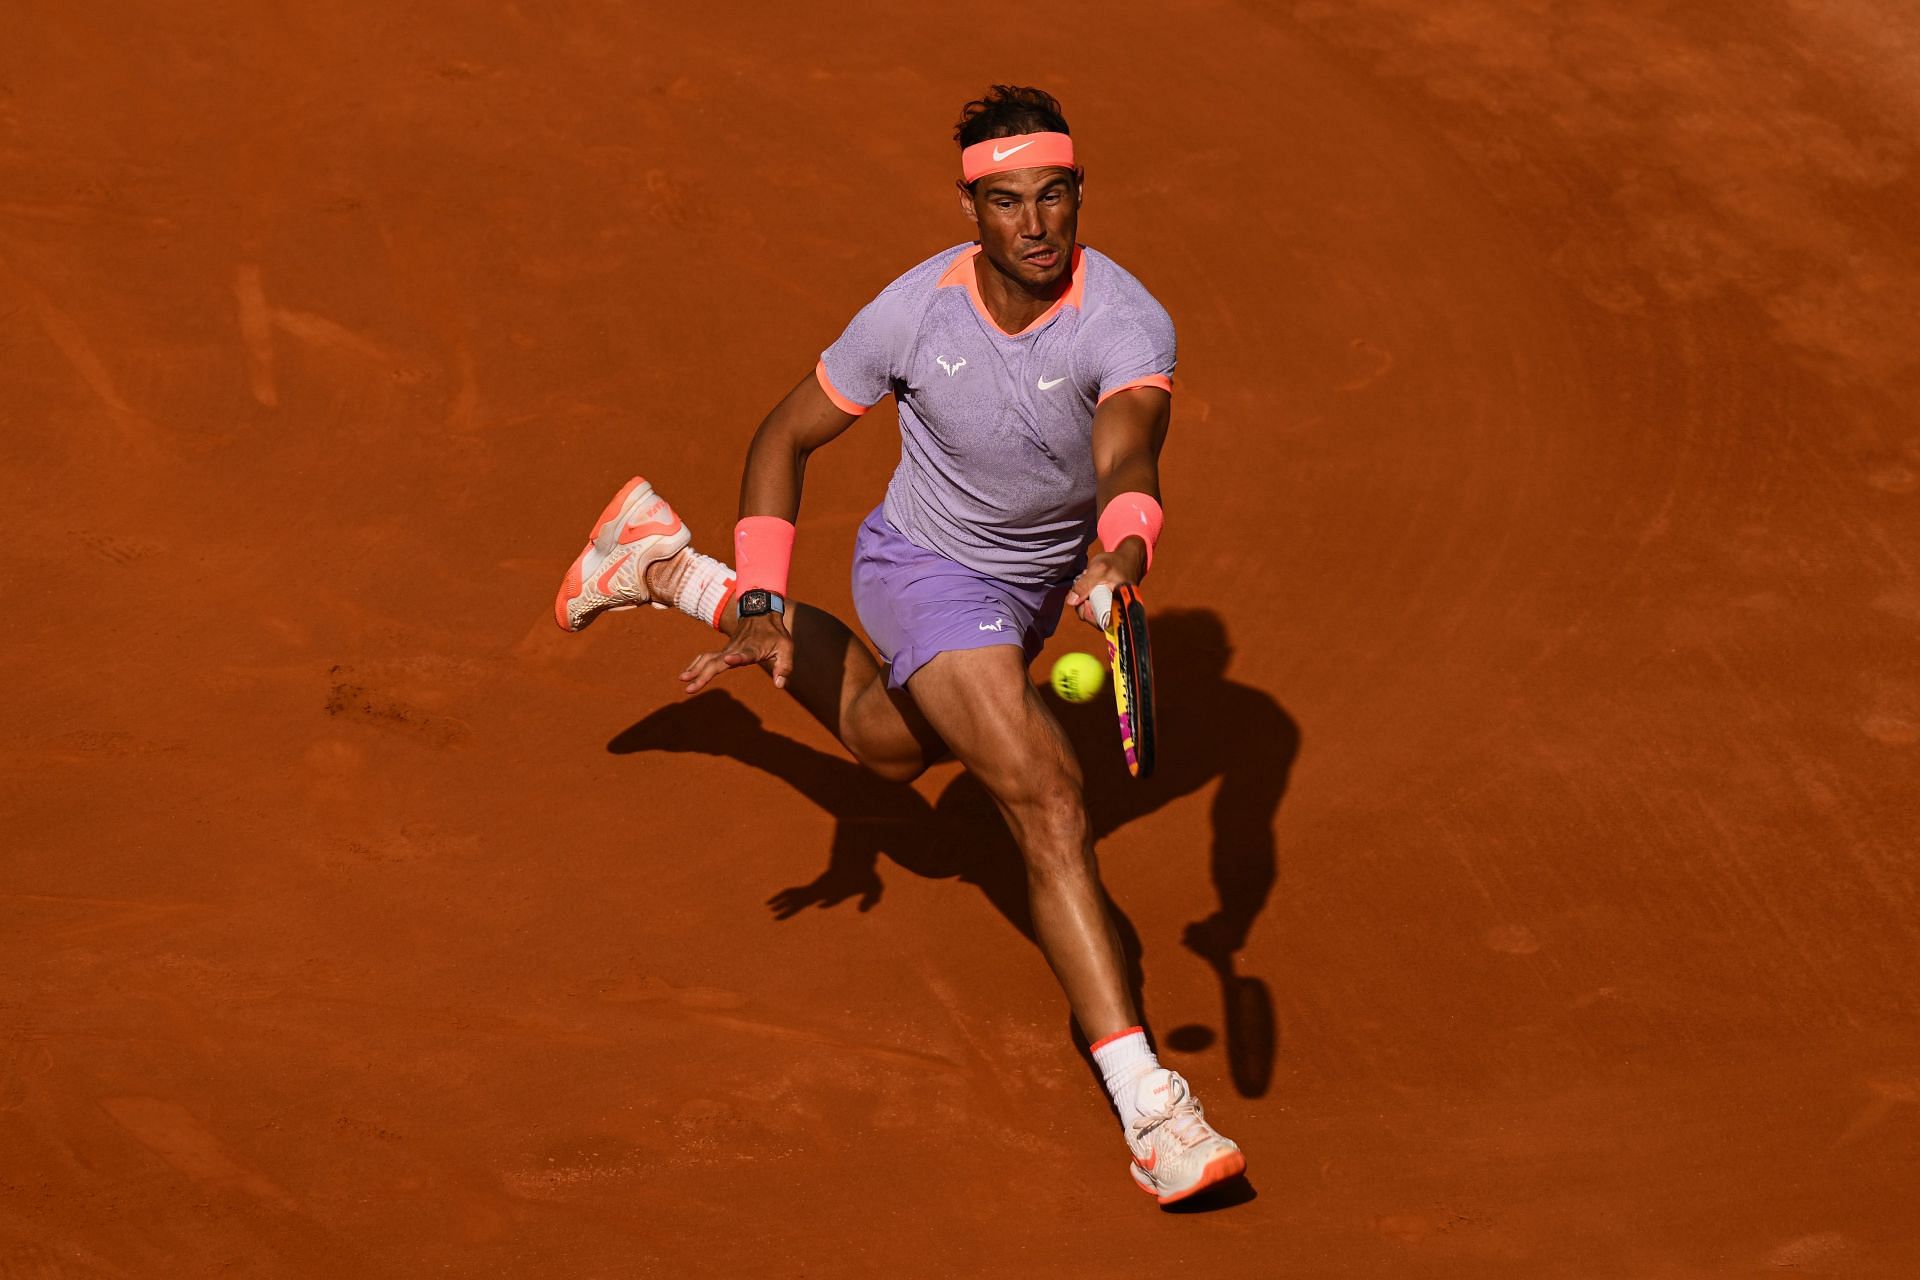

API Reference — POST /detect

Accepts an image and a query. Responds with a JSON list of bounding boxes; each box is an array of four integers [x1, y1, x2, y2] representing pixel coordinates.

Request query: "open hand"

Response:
[[680, 614, 795, 693]]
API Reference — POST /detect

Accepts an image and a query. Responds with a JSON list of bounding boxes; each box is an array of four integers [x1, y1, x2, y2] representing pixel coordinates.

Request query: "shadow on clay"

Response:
[[606, 608, 1298, 1101]]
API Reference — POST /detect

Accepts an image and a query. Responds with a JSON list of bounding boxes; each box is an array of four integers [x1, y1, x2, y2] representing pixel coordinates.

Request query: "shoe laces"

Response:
[[1133, 1073, 1212, 1150]]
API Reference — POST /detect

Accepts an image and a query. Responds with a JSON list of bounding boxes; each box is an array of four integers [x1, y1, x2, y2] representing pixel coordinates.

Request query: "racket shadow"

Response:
[[1057, 608, 1298, 1098], [605, 608, 1298, 1099]]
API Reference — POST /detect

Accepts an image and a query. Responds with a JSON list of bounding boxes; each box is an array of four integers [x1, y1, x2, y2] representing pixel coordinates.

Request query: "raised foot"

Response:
[[554, 476, 692, 632]]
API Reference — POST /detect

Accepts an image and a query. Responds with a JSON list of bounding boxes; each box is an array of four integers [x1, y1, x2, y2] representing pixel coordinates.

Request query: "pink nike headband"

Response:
[[961, 131, 1076, 183]]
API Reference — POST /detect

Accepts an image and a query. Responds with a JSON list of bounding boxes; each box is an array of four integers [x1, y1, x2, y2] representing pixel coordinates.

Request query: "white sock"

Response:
[[673, 552, 736, 629], [1091, 1026, 1160, 1129]]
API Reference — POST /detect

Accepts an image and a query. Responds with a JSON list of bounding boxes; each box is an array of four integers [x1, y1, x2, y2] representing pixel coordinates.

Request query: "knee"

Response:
[[1005, 771, 1093, 875], [858, 750, 927, 785]]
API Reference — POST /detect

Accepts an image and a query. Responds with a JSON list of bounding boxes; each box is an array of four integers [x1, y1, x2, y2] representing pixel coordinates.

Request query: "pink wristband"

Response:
[[1097, 492, 1163, 574], [734, 516, 796, 595]]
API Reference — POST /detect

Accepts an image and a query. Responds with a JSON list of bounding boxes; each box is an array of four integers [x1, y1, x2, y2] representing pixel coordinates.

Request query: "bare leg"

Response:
[[899, 644, 1136, 1040], [651, 554, 946, 783]]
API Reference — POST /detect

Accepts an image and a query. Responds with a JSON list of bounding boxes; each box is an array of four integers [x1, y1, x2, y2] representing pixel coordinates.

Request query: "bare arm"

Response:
[[1065, 385, 1172, 624], [738, 369, 865, 521], [680, 371, 861, 693]]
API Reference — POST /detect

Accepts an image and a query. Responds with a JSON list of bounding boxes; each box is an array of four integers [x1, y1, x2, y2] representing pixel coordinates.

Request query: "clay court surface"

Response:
[[5, 1, 1920, 1274]]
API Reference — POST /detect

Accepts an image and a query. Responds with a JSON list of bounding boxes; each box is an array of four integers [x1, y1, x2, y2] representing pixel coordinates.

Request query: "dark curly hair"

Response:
[[953, 85, 1071, 148]]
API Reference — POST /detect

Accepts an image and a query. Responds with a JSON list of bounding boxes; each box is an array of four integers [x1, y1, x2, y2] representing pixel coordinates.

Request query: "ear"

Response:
[[1075, 167, 1087, 206], [956, 178, 980, 226]]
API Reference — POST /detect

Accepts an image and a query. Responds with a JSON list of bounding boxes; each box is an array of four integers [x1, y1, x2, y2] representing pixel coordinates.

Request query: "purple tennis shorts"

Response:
[[851, 506, 1072, 690]]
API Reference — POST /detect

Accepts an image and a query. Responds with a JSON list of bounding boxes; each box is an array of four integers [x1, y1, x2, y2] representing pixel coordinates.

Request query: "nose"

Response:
[[1019, 201, 1045, 239]]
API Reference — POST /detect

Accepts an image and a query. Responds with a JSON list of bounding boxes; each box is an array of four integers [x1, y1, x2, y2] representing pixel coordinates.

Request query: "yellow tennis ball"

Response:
[[1050, 651, 1106, 703]]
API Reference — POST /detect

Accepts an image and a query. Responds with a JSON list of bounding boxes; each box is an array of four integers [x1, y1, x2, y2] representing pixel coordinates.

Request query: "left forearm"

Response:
[[1082, 385, 1172, 591], [1095, 453, 1160, 512]]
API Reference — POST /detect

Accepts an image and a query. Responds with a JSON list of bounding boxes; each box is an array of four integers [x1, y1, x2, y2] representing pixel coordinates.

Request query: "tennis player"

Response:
[[554, 86, 1243, 1205]]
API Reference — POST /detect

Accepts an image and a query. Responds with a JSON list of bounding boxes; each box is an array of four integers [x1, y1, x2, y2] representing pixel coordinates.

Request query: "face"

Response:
[[958, 165, 1083, 291]]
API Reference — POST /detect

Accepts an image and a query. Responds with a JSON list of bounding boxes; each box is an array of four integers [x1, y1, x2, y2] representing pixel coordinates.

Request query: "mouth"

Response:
[[1022, 247, 1061, 270]]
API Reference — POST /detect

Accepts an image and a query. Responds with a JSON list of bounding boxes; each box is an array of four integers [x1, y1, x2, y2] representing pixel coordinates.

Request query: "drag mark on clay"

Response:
[[588, 975, 962, 1073], [913, 961, 1005, 1077], [270, 306, 390, 362], [234, 263, 396, 409], [235, 264, 277, 407], [687, 1011, 962, 1071], [0, 247, 153, 442], [1829, 1073, 1920, 1151], [1764, 1233, 1856, 1270], [99, 1096, 299, 1211]]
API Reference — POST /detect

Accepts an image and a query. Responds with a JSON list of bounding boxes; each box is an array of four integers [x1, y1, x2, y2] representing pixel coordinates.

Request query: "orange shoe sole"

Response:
[[1139, 1149, 1247, 1206]]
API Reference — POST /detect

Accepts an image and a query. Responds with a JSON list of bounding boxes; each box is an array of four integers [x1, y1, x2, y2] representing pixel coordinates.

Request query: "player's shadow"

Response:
[[606, 609, 1298, 1100]]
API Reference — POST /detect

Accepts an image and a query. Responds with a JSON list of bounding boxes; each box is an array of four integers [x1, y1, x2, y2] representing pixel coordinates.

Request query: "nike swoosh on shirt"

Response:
[[1037, 375, 1067, 390], [991, 140, 1036, 162]]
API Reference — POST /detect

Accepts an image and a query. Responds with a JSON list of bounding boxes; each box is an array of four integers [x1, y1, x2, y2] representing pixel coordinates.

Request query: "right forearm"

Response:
[[738, 417, 808, 521], [735, 367, 864, 522]]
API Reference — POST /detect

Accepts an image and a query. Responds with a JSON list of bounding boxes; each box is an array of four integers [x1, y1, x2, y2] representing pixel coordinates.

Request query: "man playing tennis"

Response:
[[553, 85, 1244, 1205]]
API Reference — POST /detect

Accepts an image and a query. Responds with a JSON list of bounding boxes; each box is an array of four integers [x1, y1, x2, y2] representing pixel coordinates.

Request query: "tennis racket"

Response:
[[1087, 584, 1157, 779]]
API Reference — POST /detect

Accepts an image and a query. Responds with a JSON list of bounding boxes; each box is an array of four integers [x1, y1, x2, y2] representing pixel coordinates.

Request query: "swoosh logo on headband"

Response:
[[991, 140, 1037, 162]]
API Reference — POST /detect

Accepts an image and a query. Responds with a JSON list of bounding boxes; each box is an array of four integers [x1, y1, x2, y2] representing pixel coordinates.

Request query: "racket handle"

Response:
[[1088, 584, 1114, 629]]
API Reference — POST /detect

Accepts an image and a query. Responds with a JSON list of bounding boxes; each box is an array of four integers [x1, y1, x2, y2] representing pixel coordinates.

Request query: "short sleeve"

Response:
[[1094, 293, 1177, 404], [819, 286, 917, 415]]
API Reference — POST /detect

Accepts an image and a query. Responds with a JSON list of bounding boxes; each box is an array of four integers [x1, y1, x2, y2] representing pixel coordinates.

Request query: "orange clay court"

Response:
[[3, 3, 1919, 1275]]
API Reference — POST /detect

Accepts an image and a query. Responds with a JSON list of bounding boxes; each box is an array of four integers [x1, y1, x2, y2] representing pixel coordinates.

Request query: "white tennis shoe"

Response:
[[1124, 1069, 1246, 1206], [554, 476, 692, 632]]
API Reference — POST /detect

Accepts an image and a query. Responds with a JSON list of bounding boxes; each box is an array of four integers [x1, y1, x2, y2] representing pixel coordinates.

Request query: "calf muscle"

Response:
[[907, 647, 1137, 1039]]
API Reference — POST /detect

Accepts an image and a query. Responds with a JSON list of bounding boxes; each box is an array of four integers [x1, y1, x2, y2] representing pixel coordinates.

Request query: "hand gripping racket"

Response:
[[1087, 584, 1157, 779]]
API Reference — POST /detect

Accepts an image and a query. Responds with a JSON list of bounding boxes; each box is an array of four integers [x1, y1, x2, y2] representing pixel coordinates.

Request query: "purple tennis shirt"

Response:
[[817, 242, 1176, 587]]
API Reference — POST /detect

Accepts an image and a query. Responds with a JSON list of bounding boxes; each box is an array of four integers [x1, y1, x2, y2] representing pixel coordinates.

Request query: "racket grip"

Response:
[[1088, 584, 1114, 629]]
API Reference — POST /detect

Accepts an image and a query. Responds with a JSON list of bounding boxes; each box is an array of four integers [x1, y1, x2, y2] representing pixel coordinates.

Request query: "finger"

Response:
[[678, 648, 725, 681], [769, 642, 794, 690], [683, 651, 734, 694]]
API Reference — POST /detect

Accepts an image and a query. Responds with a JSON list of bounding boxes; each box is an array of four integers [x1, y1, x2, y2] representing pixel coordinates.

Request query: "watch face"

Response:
[[738, 588, 771, 616]]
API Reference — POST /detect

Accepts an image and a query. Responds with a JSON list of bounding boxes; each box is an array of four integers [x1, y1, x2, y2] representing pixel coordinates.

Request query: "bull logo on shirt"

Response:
[[935, 356, 968, 378]]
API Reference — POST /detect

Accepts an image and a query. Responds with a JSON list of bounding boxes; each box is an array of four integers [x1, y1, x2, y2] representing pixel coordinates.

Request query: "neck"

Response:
[[973, 248, 1073, 334]]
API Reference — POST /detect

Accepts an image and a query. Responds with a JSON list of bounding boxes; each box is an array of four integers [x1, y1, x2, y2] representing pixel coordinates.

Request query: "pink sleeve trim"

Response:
[[1096, 373, 1173, 405], [815, 360, 871, 416]]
